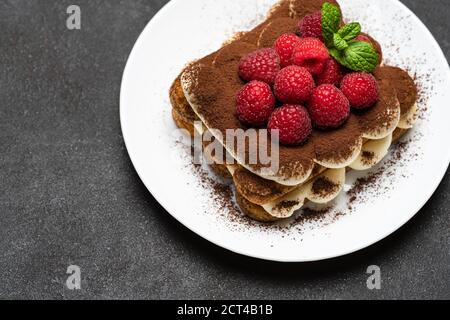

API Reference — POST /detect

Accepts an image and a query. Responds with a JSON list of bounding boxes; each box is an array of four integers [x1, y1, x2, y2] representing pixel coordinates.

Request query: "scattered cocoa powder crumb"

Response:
[[347, 171, 383, 203], [190, 163, 243, 223], [295, 207, 331, 224], [392, 141, 408, 161], [333, 211, 345, 221], [293, 206, 346, 227], [211, 180, 237, 213], [346, 138, 417, 211]]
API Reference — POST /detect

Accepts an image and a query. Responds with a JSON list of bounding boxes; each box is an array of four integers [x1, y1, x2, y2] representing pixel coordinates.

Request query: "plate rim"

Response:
[[120, 0, 450, 262]]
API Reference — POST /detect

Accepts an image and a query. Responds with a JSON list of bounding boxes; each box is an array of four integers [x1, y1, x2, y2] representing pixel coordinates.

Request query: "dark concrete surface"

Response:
[[0, 0, 449, 300]]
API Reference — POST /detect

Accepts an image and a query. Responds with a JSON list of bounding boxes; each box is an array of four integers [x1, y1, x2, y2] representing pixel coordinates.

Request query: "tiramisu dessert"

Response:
[[170, 0, 418, 222]]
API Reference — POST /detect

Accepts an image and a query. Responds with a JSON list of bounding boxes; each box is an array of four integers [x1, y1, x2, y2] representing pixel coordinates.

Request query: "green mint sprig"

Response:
[[322, 2, 341, 47], [321, 2, 379, 73]]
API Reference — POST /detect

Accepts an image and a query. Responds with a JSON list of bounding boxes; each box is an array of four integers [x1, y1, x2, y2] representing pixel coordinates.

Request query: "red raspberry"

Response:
[[355, 35, 371, 43], [308, 84, 350, 129], [238, 48, 280, 85], [315, 58, 346, 86], [340, 72, 379, 110], [292, 38, 329, 75], [274, 66, 315, 104], [298, 11, 324, 41], [236, 81, 276, 127], [274, 33, 301, 68], [268, 105, 312, 145]]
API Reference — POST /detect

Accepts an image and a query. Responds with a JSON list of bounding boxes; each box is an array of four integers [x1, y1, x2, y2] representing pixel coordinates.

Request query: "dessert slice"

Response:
[[170, 0, 418, 222]]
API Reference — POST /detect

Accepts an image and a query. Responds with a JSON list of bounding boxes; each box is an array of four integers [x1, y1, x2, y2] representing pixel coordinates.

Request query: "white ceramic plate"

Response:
[[120, 0, 450, 262]]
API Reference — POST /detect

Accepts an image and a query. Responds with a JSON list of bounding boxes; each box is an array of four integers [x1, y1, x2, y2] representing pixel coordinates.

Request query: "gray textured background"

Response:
[[0, 0, 449, 300]]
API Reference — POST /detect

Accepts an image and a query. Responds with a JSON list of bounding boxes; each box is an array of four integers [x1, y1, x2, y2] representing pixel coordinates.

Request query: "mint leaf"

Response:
[[337, 22, 361, 41], [345, 41, 379, 72], [322, 2, 341, 47], [322, 3, 378, 73], [329, 47, 347, 68], [331, 41, 379, 73], [333, 33, 348, 51]]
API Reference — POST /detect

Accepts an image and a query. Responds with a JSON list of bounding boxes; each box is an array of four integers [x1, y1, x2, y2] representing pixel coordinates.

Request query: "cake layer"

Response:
[[173, 109, 409, 221], [172, 69, 416, 208], [190, 117, 408, 219], [171, 88, 409, 220]]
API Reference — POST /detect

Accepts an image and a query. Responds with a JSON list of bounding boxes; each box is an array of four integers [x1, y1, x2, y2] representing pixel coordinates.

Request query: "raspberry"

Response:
[[238, 48, 280, 85], [268, 105, 312, 145], [274, 66, 315, 104], [292, 37, 329, 75], [308, 84, 350, 129], [355, 35, 371, 43], [298, 11, 323, 41], [315, 58, 346, 86], [274, 33, 301, 68], [236, 81, 276, 127], [340, 72, 379, 110]]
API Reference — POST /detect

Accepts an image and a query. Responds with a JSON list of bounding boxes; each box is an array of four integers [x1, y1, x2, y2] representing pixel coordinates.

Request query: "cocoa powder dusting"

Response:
[[374, 66, 418, 115], [294, 206, 345, 227], [190, 163, 243, 221], [347, 172, 383, 204], [258, 18, 298, 47], [311, 177, 339, 197], [274, 200, 300, 212], [290, 0, 340, 18], [361, 151, 376, 165], [346, 138, 415, 211]]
